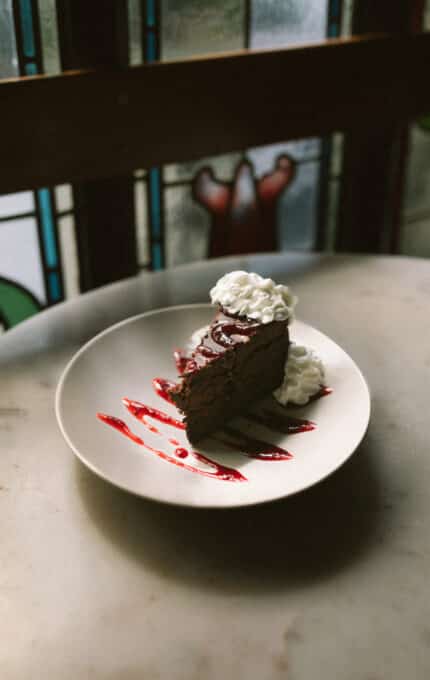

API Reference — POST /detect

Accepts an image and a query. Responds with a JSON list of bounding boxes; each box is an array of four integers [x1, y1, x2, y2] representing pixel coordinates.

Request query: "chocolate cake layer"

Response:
[[169, 310, 289, 442]]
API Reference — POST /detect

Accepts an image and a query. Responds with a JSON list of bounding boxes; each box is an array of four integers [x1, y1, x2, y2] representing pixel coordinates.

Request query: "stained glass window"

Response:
[[1, 0, 348, 332], [0, 0, 74, 331], [133, 0, 344, 271]]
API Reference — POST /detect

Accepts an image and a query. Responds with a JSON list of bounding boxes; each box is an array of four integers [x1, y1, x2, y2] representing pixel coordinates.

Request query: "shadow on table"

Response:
[[76, 434, 382, 594]]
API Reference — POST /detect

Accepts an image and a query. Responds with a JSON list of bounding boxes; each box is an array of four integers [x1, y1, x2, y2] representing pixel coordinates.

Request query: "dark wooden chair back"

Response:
[[1, 1, 429, 294]]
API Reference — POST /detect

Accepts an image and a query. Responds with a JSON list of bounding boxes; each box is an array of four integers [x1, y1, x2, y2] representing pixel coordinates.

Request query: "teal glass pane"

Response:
[[38, 188, 57, 268], [147, 0, 156, 27], [161, 0, 245, 60], [48, 271, 61, 302], [0, 1, 19, 79], [250, 0, 328, 49], [24, 61, 37, 75], [19, 0, 36, 58]]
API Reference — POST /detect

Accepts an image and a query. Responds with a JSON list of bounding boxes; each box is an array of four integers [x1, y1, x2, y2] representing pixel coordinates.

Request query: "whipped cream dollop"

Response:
[[274, 343, 324, 406], [210, 271, 297, 324]]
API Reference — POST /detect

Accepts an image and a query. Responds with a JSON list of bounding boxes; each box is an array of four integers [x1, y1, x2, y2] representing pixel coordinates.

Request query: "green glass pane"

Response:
[[161, 0, 245, 61], [0, 217, 46, 304], [0, 278, 41, 329]]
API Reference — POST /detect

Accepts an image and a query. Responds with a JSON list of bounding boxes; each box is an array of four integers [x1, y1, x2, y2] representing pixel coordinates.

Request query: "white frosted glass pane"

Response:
[[0, 217, 46, 303], [425, 0, 430, 30], [403, 124, 430, 219], [165, 185, 210, 267], [278, 160, 319, 251], [58, 214, 79, 299], [330, 133, 344, 177], [161, 0, 245, 60], [341, 0, 354, 36], [39, 0, 61, 74], [247, 139, 321, 175], [165, 152, 242, 183], [0, 1, 18, 79], [128, 0, 143, 65], [55, 184, 73, 212], [400, 218, 430, 258], [0, 191, 35, 217], [326, 178, 339, 250], [135, 180, 150, 265], [250, 0, 327, 49]]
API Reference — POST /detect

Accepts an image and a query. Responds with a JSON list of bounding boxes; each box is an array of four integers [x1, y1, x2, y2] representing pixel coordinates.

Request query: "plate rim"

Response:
[[55, 303, 371, 509]]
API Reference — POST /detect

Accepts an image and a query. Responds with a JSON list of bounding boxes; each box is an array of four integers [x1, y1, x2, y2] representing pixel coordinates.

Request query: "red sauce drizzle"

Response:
[[196, 345, 220, 358], [175, 447, 188, 459], [215, 426, 293, 461], [97, 413, 143, 445], [315, 385, 333, 400], [97, 412, 246, 482], [123, 397, 185, 432], [97, 366, 332, 482], [152, 377, 177, 404], [173, 349, 188, 375], [249, 409, 315, 434], [210, 319, 259, 348]]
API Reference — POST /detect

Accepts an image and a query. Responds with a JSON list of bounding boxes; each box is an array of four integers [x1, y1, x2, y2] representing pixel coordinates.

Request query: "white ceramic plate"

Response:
[[56, 304, 370, 508]]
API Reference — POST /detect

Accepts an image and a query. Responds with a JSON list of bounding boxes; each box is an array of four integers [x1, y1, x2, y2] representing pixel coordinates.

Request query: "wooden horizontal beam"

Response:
[[1, 33, 430, 193]]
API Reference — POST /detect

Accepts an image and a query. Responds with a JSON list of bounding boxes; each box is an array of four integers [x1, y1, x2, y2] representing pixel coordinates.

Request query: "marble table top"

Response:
[[1, 253, 430, 679]]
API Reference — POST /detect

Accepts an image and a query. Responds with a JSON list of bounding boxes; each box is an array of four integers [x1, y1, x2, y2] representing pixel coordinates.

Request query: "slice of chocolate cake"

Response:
[[168, 271, 297, 443]]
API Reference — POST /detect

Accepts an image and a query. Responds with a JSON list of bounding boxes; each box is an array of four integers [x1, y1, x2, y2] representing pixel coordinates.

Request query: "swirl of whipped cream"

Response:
[[274, 343, 324, 406], [210, 271, 297, 324]]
